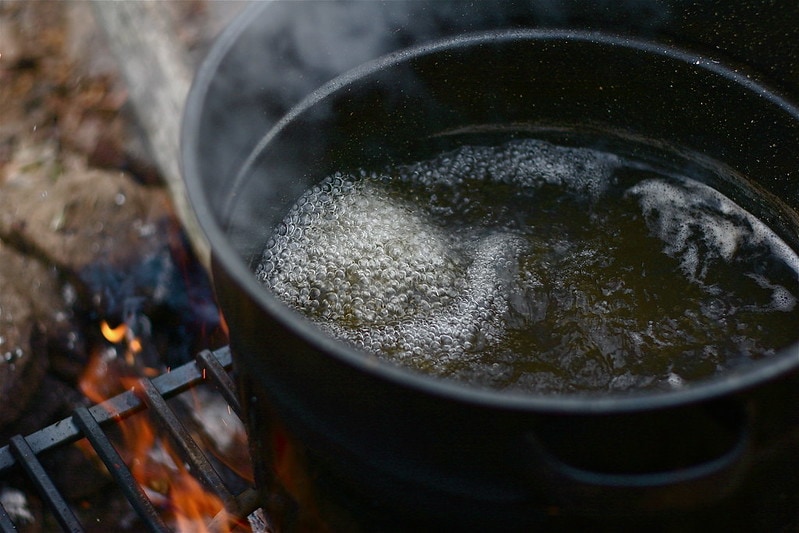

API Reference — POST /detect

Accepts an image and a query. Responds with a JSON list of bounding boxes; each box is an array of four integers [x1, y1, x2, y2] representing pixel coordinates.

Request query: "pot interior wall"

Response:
[[187, 1, 799, 242], [225, 31, 799, 277]]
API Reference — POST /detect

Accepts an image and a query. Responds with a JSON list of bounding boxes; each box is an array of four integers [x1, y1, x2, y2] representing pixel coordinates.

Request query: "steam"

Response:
[[193, 0, 672, 229]]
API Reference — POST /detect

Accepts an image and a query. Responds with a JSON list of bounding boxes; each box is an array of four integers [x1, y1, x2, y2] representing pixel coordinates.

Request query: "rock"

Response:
[[0, 2, 176, 424], [0, 138, 172, 273], [0, 241, 65, 429]]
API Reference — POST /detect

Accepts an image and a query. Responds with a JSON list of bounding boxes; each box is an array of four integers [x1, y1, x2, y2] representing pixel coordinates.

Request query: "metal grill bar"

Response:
[[0, 346, 256, 531], [71, 407, 169, 532], [135, 377, 238, 512], [8, 435, 83, 533], [0, 499, 16, 533], [197, 349, 242, 416], [0, 347, 233, 471]]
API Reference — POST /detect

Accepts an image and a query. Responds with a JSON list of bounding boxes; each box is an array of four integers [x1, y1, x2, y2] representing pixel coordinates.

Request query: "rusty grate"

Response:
[[0, 346, 261, 532]]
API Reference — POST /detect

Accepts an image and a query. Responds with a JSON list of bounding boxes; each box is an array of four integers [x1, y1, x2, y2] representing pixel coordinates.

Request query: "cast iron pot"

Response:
[[182, 3, 799, 531]]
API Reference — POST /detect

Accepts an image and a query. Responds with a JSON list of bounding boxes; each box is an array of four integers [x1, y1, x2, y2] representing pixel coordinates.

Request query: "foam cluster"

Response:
[[627, 177, 799, 312], [257, 175, 466, 328], [256, 138, 799, 394], [391, 137, 620, 198], [257, 139, 621, 373]]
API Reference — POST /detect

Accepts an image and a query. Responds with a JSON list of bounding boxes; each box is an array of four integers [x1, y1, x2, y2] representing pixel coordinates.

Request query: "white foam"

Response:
[[627, 177, 799, 284], [257, 169, 532, 370], [323, 231, 525, 369], [747, 273, 798, 312], [395, 138, 621, 198], [258, 177, 466, 328], [257, 138, 799, 392]]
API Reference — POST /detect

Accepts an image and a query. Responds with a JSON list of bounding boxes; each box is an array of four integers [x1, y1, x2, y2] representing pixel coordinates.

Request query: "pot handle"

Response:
[[523, 406, 751, 514]]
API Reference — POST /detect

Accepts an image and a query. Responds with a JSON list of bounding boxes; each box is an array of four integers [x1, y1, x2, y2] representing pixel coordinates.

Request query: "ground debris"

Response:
[[0, 242, 63, 429], [0, 0, 178, 435], [0, 138, 173, 273], [0, 1, 236, 530]]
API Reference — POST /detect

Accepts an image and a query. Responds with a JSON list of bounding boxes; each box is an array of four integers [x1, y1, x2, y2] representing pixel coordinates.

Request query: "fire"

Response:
[[115, 385, 233, 533], [98, 319, 147, 367], [100, 320, 127, 344], [218, 310, 229, 338], [79, 313, 237, 532], [171, 463, 231, 533]]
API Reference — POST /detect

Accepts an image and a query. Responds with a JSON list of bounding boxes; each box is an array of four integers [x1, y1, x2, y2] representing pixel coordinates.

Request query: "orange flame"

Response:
[[80, 346, 117, 403], [100, 320, 127, 344], [80, 318, 237, 532], [115, 384, 233, 533], [99, 320, 145, 366], [172, 465, 232, 533], [218, 311, 230, 339]]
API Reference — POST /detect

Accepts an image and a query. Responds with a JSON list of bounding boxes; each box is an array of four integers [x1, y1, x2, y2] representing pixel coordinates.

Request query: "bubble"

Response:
[[771, 286, 797, 312], [260, 176, 467, 330], [256, 137, 799, 394], [666, 372, 685, 388]]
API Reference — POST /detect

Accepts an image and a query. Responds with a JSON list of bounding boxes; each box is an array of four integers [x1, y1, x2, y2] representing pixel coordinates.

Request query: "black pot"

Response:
[[182, 3, 799, 530]]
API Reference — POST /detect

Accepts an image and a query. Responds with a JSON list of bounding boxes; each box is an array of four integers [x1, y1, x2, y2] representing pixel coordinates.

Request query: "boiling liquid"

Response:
[[256, 138, 799, 393]]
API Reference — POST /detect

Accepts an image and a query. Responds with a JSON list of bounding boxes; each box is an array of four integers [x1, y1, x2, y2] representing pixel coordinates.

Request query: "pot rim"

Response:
[[182, 4, 799, 414]]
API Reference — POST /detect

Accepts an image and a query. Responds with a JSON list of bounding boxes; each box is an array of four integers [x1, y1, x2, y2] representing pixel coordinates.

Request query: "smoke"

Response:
[[188, 0, 672, 241]]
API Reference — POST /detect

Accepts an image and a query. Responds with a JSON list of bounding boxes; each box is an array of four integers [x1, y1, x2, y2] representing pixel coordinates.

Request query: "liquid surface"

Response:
[[256, 138, 799, 394]]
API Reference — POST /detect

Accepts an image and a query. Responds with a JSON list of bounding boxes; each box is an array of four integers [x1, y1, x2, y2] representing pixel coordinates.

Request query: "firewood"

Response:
[[89, 0, 211, 270]]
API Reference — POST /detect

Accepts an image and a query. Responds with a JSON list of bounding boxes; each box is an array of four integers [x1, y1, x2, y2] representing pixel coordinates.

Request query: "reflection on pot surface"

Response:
[[256, 136, 799, 394]]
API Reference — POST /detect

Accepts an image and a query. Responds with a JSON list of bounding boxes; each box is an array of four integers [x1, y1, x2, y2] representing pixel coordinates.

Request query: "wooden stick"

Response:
[[89, 0, 211, 270]]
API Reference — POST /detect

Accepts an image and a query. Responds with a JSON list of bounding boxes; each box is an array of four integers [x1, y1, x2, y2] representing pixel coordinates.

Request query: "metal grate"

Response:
[[0, 346, 260, 532]]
